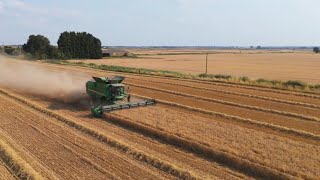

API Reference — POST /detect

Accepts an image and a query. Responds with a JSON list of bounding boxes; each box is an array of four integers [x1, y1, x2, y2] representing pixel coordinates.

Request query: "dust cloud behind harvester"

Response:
[[0, 56, 86, 103]]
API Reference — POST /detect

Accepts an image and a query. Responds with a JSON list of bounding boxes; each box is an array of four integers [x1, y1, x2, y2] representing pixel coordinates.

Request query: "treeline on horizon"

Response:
[[1, 32, 320, 58], [20, 31, 102, 60]]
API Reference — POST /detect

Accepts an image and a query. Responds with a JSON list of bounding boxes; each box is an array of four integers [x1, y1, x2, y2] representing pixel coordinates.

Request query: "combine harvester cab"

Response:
[[86, 76, 156, 117]]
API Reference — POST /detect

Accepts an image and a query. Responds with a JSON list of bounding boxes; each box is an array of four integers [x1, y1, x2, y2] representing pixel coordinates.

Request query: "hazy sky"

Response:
[[0, 0, 319, 46]]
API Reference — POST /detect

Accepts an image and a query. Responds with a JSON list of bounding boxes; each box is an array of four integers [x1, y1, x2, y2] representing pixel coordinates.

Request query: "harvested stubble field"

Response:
[[69, 49, 320, 83], [1, 56, 320, 179], [0, 91, 177, 179]]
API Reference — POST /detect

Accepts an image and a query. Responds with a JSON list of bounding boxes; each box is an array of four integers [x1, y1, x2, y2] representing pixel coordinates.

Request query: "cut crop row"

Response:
[[103, 113, 298, 179], [132, 94, 320, 143], [127, 76, 320, 109], [127, 83, 320, 123]]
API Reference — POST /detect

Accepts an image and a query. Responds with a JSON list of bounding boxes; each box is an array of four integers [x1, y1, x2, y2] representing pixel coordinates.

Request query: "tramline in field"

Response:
[[86, 76, 156, 117]]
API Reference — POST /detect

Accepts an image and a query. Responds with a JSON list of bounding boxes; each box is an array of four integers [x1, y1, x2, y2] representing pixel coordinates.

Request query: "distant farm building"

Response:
[[102, 49, 133, 57]]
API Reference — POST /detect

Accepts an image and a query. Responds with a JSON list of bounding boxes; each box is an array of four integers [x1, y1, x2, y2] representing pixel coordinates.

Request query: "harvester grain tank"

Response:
[[86, 76, 156, 117]]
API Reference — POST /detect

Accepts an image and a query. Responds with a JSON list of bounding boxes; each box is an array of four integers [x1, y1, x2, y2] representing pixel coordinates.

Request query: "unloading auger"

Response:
[[86, 76, 156, 117]]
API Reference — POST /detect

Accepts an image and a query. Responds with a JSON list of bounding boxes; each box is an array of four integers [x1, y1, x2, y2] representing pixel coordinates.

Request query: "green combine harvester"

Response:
[[86, 76, 156, 117]]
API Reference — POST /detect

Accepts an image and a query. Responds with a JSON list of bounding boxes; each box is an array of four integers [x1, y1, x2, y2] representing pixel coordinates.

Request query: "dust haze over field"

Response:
[[0, 56, 86, 103]]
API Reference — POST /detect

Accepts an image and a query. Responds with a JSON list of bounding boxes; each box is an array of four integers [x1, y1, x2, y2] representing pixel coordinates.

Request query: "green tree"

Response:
[[313, 47, 320, 53], [4, 46, 15, 55], [23, 35, 50, 59], [57, 31, 102, 59], [47, 45, 65, 59]]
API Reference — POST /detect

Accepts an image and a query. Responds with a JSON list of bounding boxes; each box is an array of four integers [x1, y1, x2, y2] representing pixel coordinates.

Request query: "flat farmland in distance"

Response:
[[123, 48, 296, 55], [68, 49, 320, 83]]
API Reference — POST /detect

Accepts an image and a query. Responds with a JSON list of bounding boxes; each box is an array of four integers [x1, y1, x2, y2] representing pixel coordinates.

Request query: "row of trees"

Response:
[[58, 32, 102, 59], [22, 32, 102, 60]]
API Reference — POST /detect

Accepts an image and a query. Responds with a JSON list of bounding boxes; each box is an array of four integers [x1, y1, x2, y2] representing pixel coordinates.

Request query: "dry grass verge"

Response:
[[44, 60, 320, 94], [40, 60, 320, 104], [0, 88, 195, 180], [41, 60, 320, 99]]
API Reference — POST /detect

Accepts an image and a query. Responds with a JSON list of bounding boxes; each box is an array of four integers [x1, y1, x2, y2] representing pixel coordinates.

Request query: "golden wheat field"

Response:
[[69, 49, 320, 83], [1, 54, 320, 179]]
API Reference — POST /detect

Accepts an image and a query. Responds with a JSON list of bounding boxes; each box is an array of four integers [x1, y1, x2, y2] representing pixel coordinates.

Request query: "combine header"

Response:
[[86, 76, 156, 117]]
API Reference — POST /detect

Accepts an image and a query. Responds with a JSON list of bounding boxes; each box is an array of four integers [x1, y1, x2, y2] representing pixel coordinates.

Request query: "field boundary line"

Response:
[[132, 93, 320, 142], [0, 88, 196, 180], [0, 131, 43, 180], [127, 83, 320, 123], [128, 77, 320, 109]]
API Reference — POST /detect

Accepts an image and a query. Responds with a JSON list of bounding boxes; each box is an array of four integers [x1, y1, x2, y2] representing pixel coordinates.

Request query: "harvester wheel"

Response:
[[91, 106, 104, 118], [127, 95, 131, 103]]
